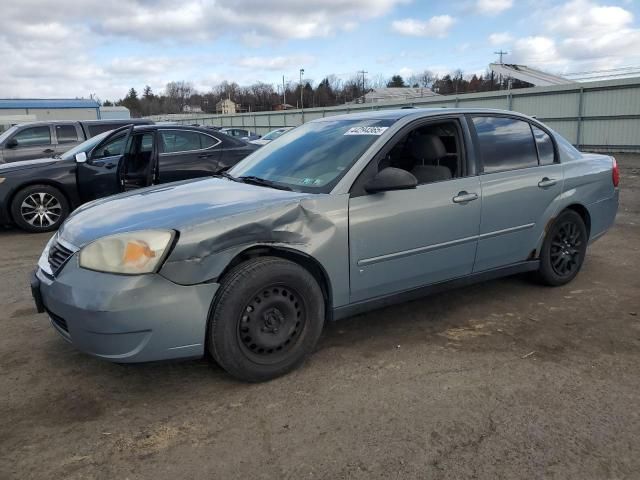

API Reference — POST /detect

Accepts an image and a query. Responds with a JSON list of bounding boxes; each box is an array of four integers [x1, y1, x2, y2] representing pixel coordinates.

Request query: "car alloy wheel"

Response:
[[21, 192, 63, 229], [549, 220, 584, 277]]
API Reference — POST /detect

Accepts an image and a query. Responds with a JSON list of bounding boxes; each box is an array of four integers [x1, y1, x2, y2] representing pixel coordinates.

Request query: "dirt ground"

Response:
[[1, 155, 639, 480]]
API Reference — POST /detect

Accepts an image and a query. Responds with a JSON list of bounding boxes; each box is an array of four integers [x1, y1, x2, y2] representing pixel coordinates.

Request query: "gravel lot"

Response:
[[1, 154, 639, 480]]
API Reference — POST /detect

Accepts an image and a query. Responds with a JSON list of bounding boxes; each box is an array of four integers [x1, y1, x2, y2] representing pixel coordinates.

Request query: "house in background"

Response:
[[216, 98, 237, 114]]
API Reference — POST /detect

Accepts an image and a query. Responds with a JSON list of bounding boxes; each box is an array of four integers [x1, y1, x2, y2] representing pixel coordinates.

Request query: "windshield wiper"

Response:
[[238, 176, 292, 191], [215, 171, 241, 182]]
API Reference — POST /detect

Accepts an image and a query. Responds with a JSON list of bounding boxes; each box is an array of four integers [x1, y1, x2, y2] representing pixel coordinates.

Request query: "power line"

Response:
[[565, 65, 640, 76], [357, 70, 368, 100]]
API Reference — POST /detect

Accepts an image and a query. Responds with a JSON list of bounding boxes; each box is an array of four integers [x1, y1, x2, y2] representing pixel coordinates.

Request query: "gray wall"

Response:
[[148, 77, 640, 152]]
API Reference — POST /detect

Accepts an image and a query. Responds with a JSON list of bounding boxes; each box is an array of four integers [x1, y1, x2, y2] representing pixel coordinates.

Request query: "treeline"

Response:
[[106, 70, 532, 117]]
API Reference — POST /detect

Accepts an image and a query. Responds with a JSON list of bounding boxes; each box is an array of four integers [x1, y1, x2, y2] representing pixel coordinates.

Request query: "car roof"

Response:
[[130, 124, 220, 134], [311, 107, 536, 123]]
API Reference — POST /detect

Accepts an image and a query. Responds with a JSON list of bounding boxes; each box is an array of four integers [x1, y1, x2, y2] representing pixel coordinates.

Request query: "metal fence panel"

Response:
[[149, 77, 640, 151]]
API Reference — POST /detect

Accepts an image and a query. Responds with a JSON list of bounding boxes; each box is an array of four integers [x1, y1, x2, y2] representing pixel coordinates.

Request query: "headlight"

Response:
[[79, 230, 175, 274]]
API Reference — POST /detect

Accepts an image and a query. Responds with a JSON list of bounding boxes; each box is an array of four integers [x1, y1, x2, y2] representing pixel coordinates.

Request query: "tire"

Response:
[[208, 256, 325, 382], [11, 184, 70, 233], [537, 209, 588, 286]]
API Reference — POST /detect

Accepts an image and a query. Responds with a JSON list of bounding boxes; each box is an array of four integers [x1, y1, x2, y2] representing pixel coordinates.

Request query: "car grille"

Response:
[[48, 310, 68, 332], [48, 241, 74, 275]]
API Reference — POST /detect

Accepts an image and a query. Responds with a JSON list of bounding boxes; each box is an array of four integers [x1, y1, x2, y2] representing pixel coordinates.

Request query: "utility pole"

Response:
[[299, 68, 305, 111], [494, 50, 508, 64], [282, 75, 286, 108], [357, 70, 368, 103], [494, 50, 508, 89]]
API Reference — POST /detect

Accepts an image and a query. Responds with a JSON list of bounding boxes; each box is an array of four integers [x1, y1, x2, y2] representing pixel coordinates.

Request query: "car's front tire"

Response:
[[208, 256, 325, 382], [11, 184, 70, 233], [537, 209, 588, 286]]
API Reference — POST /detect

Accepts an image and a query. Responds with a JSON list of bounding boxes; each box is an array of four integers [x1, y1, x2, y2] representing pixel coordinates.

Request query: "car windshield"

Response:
[[0, 126, 19, 144], [229, 119, 394, 193], [59, 130, 111, 160], [262, 128, 290, 141]]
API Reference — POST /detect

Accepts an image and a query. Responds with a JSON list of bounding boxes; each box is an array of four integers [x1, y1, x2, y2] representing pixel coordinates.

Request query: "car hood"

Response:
[[58, 177, 314, 247], [0, 157, 63, 173]]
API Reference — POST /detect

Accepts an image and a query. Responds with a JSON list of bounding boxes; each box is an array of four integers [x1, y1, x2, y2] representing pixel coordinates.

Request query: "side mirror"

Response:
[[75, 152, 87, 163], [364, 167, 417, 194], [5, 138, 18, 149]]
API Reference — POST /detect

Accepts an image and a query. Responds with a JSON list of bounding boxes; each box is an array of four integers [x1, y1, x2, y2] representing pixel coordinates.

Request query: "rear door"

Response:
[[77, 125, 133, 201], [469, 115, 563, 272], [157, 129, 222, 183], [2, 125, 55, 162]]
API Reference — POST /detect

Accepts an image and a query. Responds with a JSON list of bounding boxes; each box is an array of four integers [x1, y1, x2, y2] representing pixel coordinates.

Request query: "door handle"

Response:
[[105, 163, 116, 169], [452, 191, 479, 204], [538, 177, 557, 188], [43, 148, 54, 154]]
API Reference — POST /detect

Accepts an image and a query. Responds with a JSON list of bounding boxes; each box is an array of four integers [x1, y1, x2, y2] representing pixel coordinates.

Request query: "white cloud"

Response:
[[235, 55, 315, 71], [508, 0, 640, 73], [0, 0, 408, 98], [488, 32, 513, 46], [476, 0, 513, 15], [391, 15, 456, 38]]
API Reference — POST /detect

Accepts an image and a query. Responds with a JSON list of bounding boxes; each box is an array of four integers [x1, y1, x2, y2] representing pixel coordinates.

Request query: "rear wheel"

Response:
[[537, 209, 588, 286], [11, 184, 70, 233], [208, 256, 325, 382]]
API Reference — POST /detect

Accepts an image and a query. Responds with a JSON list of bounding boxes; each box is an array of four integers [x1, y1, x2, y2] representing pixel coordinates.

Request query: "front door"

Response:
[[3, 125, 55, 162], [77, 125, 133, 202], [348, 117, 481, 303]]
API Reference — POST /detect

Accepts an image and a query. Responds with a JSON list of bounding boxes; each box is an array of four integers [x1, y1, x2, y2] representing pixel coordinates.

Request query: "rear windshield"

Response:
[[229, 119, 394, 193]]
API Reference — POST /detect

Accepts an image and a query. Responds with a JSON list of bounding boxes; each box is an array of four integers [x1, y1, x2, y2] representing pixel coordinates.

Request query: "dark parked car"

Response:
[[0, 124, 258, 232], [219, 128, 260, 141], [31, 108, 618, 382], [0, 119, 153, 164]]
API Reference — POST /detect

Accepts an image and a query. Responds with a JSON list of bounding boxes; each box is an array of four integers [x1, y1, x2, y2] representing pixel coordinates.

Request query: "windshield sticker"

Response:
[[344, 126, 389, 136]]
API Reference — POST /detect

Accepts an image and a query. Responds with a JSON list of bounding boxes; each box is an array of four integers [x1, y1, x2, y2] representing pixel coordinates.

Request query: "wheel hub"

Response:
[[238, 286, 305, 359]]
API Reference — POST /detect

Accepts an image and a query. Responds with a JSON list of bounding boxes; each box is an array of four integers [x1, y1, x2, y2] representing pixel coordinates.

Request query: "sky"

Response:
[[1, 0, 639, 101]]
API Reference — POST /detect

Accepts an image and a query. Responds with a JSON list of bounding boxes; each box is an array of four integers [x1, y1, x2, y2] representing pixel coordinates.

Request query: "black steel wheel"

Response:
[[237, 285, 306, 364], [538, 209, 588, 286], [208, 256, 325, 382], [11, 184, 70, 233]]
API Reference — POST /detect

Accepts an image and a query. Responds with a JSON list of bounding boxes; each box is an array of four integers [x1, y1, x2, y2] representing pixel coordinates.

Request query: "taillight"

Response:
[[612, 157, 620, 187]]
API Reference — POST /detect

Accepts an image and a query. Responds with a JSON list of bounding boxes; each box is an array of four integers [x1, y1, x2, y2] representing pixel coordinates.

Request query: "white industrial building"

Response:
[[99, 105, 131, 119], [0, 99, 101, 127]]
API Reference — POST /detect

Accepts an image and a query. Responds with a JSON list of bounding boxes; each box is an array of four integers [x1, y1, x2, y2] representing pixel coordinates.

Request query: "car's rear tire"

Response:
[[208, 256, 325, 382], [537, 209, 588, 286], [11, 184, 70, 233]]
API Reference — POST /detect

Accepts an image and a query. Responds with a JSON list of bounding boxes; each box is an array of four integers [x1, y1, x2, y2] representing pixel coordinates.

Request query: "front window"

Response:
[[13, 126, 51, 147], [60, 131, 111, 160], [229, 119, 394, 193]]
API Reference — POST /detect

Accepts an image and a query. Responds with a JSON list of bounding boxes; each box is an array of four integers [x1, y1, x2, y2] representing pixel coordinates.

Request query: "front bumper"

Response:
[[33, 257, 219, 363]]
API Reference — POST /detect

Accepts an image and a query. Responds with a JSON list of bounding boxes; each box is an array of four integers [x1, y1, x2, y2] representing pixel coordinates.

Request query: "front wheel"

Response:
[[537, 209, 588, 286], [208, 257, 325, 382], [11, 184, 70, 233]]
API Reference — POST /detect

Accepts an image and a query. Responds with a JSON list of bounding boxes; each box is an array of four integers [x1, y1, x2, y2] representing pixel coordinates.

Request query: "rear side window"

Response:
[[87, 123, 124, 137], [56, 125, 79, 143], [161, 131, 199, 153], [200, 134, 220, 149], [13, 126, 51, 146], [160, 130, 208, 153], [472, 116, 538, 174], [531, 126, 555, 165]]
